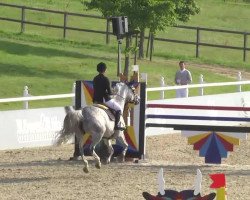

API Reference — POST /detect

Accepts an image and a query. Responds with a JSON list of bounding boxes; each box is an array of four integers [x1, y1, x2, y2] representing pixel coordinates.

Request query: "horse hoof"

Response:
[[117, 155, 125, 163], [102, 158, 111, 165], [83, 167, 89, 173], [95, 162, 101, 169], [69, 156, 81, 161], [102, 160, 107, 165], [107, 159, 111, 164]]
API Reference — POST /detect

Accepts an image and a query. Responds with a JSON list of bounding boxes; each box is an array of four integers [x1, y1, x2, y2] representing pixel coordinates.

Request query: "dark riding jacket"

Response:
[[93, 73, 112, 103]]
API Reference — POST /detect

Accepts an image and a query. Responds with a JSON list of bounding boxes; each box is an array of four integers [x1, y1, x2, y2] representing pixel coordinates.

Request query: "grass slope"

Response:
[[0, 0, 250, 110], [1, 0, 250, 66]]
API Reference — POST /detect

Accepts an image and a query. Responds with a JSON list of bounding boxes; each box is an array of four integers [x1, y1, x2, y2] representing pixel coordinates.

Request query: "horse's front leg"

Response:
[[116, 130, 128, 162], [103, 138, 114, 164], [76, 131, 89, 173]]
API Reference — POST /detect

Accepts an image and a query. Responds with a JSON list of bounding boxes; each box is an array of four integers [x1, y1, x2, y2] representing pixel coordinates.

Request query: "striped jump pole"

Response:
[[145, 101, 250, 164]]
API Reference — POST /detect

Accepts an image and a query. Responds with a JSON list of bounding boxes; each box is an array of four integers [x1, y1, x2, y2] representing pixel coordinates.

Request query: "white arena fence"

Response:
[[146, 72, 248, 100], [0, 93, 75, 103], [145, 79, 250, 136], [0, 83, 76, 109], [0, 77, 250, 150]]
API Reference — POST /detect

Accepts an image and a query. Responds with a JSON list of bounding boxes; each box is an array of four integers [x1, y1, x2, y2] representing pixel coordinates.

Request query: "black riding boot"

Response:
[[114, 110, 125, 131]]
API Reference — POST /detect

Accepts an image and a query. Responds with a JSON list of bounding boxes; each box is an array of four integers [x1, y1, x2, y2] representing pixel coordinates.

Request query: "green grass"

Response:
[[1, 0, 250, 67], [0, 31, 243, 110], [0, 0, 250, 110]]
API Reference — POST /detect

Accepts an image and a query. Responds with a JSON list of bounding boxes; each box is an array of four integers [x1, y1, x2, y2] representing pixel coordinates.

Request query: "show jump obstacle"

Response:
[[146, 92, 250, 164], [74, 80, 146, 159], [74, 78, 250, 164]]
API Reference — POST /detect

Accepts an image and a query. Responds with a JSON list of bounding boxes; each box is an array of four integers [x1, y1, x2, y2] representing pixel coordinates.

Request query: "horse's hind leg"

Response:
[[89, 133, 102, 169], [90, 146, 102, 169], [76, 131, 89, 173], [116, 131, 128, 162], [103, 139, 114, 164]]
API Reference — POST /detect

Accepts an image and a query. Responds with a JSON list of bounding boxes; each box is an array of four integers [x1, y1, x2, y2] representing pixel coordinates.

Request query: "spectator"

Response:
[[175, 61, 192, 98]]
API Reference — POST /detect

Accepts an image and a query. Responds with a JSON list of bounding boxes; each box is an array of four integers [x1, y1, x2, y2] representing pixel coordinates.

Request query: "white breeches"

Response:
[[104, 99, 122, 111], [176, 88, 189, 98]]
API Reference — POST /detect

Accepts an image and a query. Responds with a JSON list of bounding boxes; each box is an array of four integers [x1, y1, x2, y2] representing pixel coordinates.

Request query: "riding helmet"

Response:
[[97, 62, 107, 73]]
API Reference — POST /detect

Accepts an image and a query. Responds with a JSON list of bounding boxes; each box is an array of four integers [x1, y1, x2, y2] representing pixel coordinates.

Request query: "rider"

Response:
[[93, 62, 125, 131]]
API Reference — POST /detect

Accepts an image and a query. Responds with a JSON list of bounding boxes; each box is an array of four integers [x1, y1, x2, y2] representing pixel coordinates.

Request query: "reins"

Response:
[[115, 93, 125, 100]]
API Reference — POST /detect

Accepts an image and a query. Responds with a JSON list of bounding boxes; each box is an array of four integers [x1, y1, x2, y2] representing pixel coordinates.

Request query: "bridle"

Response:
[[114, 83, 140, 105], [115, 93, 125, 100], [127, 85, 140, 104]]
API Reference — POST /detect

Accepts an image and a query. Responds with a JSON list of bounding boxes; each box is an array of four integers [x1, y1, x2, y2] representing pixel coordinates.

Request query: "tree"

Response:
[[83, 0, 200, 75]]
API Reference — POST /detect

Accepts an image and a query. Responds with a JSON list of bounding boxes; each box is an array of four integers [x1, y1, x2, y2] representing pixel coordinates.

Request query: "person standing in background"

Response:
[[175, 61, 192, 98]]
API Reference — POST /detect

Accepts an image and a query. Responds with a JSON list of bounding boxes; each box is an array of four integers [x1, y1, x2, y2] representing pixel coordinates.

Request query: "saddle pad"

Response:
[[93, 103, 108, 110], [93, 104, 115, 121]]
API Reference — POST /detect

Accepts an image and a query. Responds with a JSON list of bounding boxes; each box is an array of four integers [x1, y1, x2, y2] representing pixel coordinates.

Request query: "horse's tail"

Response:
[[54, 106, 82, 146]]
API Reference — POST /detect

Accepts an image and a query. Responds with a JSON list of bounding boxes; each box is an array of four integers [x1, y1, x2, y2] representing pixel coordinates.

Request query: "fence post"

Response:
[[106, 18, 110, 44], [63, 12, 68, 38], [243, 33, 247, 62], [141, 73, 148, 106], [134, 33, 138, 65], [141, 73, 148, 85], [21, 6, 26, 33], [146, 32, 151, 58], [72, 82, 76, 107], [23, 86, 29, 109], [149, 33, 154, 61], [237, 72, 242, 92], [196, 27, 200, 58], [199, 74, 204, 96], [160, 76, 165, 99]]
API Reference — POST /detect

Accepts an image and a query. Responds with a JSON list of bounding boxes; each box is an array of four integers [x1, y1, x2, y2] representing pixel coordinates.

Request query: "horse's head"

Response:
[[128, 84, 140, 105], [113, 82, 140, 105]]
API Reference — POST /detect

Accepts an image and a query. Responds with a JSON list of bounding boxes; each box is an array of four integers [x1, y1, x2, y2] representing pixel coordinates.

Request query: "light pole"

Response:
[[111, 16, 128, 77], [117, 39, 122, 77]]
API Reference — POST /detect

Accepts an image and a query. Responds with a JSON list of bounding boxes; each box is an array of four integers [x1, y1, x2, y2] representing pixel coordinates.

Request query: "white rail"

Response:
[[0, 83, 76, 109], [1, 78, 249, 108], [0, 93, 75, 103], [146, 80, 250, 92]]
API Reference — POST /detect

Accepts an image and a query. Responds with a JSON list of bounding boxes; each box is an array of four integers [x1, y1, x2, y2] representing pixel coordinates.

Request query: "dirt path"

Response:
[[191, 62, 250, 80], [164, 59, 250, 79], [0, 133, 249, 200]]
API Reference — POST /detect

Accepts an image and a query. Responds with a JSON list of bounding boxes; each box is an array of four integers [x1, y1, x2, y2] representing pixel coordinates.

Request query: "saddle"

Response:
[[92, 103, 115, 121], [92, 104, 126, 129]]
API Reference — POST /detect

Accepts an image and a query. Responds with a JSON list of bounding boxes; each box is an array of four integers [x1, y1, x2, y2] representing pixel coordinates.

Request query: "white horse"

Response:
[[54, 82, 140, 173]]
